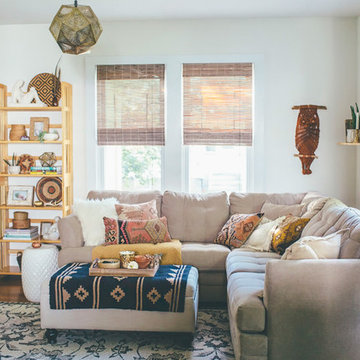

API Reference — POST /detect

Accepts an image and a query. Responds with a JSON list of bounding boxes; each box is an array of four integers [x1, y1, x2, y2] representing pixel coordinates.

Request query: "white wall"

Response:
[[0, 17, 357, 205]]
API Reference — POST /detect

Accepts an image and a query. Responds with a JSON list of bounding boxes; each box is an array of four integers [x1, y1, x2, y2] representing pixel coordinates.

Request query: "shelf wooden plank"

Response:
[[0, 173, 62, 177], [337, 142, 360, 146], [6, 124, 62, 129], [0, 106, 65, 112], [0, 238, 60, 244], [7, 218, 55, 223], [0, 206, 62, 210], [4, 155, 62, 160], [0, 140, 61, 144], [0, 265, 21, 275]]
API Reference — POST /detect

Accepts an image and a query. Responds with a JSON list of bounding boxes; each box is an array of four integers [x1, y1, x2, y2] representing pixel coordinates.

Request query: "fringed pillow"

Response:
[[103, 216, 171, 245], [215, 213, 264, 248]]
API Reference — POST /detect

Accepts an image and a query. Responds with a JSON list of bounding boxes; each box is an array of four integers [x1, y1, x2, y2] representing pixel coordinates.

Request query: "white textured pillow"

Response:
[[281, 229, 347, 260], [72, 198, 118, 246], [260, 202, 304, 220], [301, 197, 328, 218], [243, 216, 285, 251]]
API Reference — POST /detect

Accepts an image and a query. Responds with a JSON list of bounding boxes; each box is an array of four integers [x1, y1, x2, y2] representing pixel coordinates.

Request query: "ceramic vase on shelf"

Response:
[[346, 129, 360, 143], [8, 166, 20, 174]]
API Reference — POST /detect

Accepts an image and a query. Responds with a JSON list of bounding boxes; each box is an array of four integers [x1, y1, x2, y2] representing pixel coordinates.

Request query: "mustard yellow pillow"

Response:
[[271, 215, 310, 254]]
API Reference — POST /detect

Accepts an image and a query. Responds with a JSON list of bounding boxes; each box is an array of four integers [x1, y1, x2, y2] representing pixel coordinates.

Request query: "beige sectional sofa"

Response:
[[57, 190, 360, 360]]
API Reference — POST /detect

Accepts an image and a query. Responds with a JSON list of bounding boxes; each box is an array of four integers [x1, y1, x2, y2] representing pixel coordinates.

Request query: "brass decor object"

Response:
[[49, 0, 103, 55], [119, 251, 135, 269], [39, 152, 57, 167]]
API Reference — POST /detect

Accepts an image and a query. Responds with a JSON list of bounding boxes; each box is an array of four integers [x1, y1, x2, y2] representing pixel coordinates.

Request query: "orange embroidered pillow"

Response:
[[115, 199, 158, 220], [103, 216, 171, 245], [271, 215, 310, 254], [215, 213, 264, 248]]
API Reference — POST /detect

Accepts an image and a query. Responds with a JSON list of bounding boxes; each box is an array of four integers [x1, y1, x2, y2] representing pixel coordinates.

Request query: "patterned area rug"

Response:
[[0, 302, 234, 359]]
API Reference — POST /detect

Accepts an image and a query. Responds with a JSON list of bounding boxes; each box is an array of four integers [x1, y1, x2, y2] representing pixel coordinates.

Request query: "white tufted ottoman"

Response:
[[22, 245, 59, 303], [40, 265, 199, 343]]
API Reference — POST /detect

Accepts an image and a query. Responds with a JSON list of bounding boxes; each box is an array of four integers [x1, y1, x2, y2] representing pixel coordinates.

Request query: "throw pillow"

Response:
[[301, 197, 328, 218], [243, 216, 286, 251], [72, 198, 118, 246], [260, 201, 305, 220], [281, 229, 348, 260], [103, 216, 171, 245], [271, 215, 310, 254], [215, 213, 263, 248], [115, 199, 158, 220]]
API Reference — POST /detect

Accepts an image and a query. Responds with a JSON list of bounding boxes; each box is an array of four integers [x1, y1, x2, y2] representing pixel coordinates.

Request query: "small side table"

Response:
[[22, 244, 59, 303]]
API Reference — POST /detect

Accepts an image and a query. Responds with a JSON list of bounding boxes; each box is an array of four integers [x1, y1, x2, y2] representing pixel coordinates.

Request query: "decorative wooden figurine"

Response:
[[292, 104, 327, 175]]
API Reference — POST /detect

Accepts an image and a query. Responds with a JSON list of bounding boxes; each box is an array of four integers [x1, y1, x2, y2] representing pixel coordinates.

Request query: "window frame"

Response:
[[85, 55, 264, 193]]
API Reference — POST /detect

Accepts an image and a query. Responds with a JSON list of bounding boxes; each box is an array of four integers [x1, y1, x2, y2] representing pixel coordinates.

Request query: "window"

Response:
[[183, 63, 253, 193], [92, 57, 257, 193], [188, 146, 247, 193], [96, 64, 164, 190]]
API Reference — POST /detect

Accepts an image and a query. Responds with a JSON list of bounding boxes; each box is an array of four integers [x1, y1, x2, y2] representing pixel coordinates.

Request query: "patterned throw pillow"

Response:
[[271, 215, 310, 254], [115, 199, 158, 220], [103, 216, 171, 245], [215, 213, 264, 248]]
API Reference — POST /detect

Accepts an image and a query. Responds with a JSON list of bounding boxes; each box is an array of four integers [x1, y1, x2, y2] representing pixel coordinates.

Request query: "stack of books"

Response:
[[30, 166, 62, 175], [3, 226, 39, 240]]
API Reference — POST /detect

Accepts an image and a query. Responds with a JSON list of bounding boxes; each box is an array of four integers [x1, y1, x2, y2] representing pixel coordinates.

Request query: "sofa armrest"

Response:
[[58, 214, 84, 248], [264, 259, 360, 360]]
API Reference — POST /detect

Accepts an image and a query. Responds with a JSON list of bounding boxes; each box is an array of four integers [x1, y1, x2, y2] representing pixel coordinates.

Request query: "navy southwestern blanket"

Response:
[[49, 263, 192, 312]]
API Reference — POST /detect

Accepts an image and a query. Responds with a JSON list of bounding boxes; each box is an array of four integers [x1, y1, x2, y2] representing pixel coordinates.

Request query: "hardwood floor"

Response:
[[0, 275, 28, 302]]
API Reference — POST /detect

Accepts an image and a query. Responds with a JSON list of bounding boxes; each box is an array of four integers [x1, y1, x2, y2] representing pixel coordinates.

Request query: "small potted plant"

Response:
[[4, 153, 20, 174]]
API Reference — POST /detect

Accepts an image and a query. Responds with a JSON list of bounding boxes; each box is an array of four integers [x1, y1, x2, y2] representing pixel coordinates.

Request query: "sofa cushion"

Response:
[[229, 192, 305, 215], [162, 191, 229, 243], [58, 246, 94, 267], [301, 194, 328, 218], [301, 198, 346, 237], [59, 214, 84, 248], [181, 242, 230, 271], [260, 202, 304, 220], [226, 250, 280, 278], [87, 190, 163, 216], [227, 271, 266, 332], [300, 198, 360, 259]]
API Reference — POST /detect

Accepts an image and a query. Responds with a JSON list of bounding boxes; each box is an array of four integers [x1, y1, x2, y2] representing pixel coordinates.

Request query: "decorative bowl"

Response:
[[43, 133, 59, 141], [134, 255, 151, 269], [98, 259, 120, 269]]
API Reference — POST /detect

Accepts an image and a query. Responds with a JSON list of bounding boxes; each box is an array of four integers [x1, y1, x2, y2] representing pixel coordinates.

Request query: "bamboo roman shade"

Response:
[[183, 63, 253, 146], [97, 64, 165, 145]]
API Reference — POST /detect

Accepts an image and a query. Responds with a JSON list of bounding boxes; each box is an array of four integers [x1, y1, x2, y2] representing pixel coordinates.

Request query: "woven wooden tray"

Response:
[[89, 260, 159, 277]]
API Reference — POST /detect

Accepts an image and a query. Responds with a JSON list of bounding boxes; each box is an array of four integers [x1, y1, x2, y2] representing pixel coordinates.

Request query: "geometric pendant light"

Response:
[[49, 0, 102, 55]]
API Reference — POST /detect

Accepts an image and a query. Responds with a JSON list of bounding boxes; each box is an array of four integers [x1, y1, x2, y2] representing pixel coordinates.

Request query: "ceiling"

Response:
[[1, 0, 360, 25]]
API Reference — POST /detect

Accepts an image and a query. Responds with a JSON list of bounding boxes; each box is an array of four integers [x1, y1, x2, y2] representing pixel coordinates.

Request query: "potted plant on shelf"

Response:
[[3, 153, 20, 174]]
